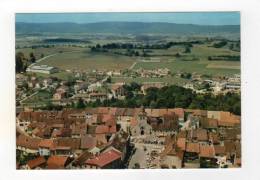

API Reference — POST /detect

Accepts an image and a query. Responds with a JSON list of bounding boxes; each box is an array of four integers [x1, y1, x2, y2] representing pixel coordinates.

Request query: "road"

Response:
[[28, 53, 59, 68], [29, 50, 82, 67], [128, 141, 164, 169], [129, 62, 137, 70], [128, 145, 146, 168], [20, 87, 47, 104]]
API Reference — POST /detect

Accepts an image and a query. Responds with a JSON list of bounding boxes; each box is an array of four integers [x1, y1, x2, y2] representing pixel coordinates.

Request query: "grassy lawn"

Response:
[[23, 89, 53, 105]]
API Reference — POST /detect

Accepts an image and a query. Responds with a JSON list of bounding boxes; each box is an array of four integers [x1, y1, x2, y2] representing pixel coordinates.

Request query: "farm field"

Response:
[[133, 60, 240, 76], [16, 46, 84, 60], [36, 50, 136, 71]]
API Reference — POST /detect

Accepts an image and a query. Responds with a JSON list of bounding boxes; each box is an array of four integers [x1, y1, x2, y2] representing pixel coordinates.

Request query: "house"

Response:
[[199, 144, 217, 168], [160, 143, 184, 169], [170, 108, 185, 123], [111, 83, 125, 98], [106, 130, 130, 161], [38, 139, 56, 156], [85, 149, 122, 169], [56, 137, 81, 151], [54, 86, 69, 99], [53, 91, 66, 100], [200, 118, 218, 129], [214, 145, 226, 156], [80, 135, 97, 150], [43, 78, 53, 88], [149, 113, 179, 132], [95, 125, 117, 143], [177, 138, 186, 151], [199, 145, 215, 159], [188, 129, 208, 143], [72, 151, 93, 168], [88, 93, 107, 102], [16, 134, 41, 154], [47, 155, 70, 169], [26, 156, 46, 169]]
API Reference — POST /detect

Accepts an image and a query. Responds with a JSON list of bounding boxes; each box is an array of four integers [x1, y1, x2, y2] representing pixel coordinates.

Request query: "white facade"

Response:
[[26, 65, 58, 74]]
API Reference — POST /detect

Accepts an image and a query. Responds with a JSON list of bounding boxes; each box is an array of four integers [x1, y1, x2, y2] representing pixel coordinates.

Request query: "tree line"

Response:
[[73, 84, 240, 115]]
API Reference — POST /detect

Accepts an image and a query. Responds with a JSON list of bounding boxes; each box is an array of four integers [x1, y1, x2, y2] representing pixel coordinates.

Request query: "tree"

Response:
[[29, 52, 36, 63], [175, 53, 181, 58], [106, 76, 112, 83], [96, 44, 101, 49], [76, 98, 86, 109], [184, 46, 191, 53], [15, 52, 25, 73]]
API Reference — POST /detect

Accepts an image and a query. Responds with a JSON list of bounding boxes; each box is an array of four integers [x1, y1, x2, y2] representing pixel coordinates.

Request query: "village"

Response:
[[16, 105, 241, 169], [14, 12, 241, 170], [16, 64, 240, 109], [16, 63, 241, 169]]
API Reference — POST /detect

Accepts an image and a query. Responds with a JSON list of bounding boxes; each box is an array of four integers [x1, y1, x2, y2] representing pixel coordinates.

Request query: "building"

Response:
[[26, 156, 46, 169], [111, 83, 125, 98], [26, 65, 58, 74], [85, 149, 122, 169], [130, 107, 153, 136], [47, 155, 70, 169]]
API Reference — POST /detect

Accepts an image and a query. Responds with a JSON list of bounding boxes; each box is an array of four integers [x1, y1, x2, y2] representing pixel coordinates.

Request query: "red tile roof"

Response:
[[214, 145, 226, 155], [81, 135, 97, 149], [199, 145, 215, 158], [85, 149, 122, 168], [16, 134, 41, 150], [38, 139, 56, 149], [47, 156, 69, 169], [170, 108, 184, 118], [186, 142, 200, 153], [27, 156, 46, 169], [218, 111, 240, 127], [177, 138, 186, 151], [56, 138, 81, 150], [95, 125, 116, 134]]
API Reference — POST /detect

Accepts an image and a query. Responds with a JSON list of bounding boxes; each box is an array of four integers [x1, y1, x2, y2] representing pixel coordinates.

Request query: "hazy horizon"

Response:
[[16, 12, 240, 26]]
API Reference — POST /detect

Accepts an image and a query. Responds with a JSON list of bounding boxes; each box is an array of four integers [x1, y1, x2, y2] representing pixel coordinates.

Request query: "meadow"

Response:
[[37, 49, 136, 71]]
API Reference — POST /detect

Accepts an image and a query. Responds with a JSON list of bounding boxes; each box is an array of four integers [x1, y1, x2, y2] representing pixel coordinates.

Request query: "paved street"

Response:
[[128, 140, 164, 169], [128, 145, 146, 168]]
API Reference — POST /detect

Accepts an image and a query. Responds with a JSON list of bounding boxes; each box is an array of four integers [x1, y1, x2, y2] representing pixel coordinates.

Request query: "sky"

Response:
[[16, 12, 240, 25]]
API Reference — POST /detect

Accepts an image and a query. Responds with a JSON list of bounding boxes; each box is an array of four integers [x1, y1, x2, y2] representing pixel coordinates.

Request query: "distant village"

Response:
[[17, 64, 240, 108]]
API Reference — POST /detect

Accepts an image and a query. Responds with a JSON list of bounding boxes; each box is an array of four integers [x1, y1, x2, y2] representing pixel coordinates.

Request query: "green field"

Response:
[[37, 50, 136, 71], [17, 41, 240, 78], [23, 90, 52, 105], [133, 60, 240, 76], [16, 46, 84, 60]]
